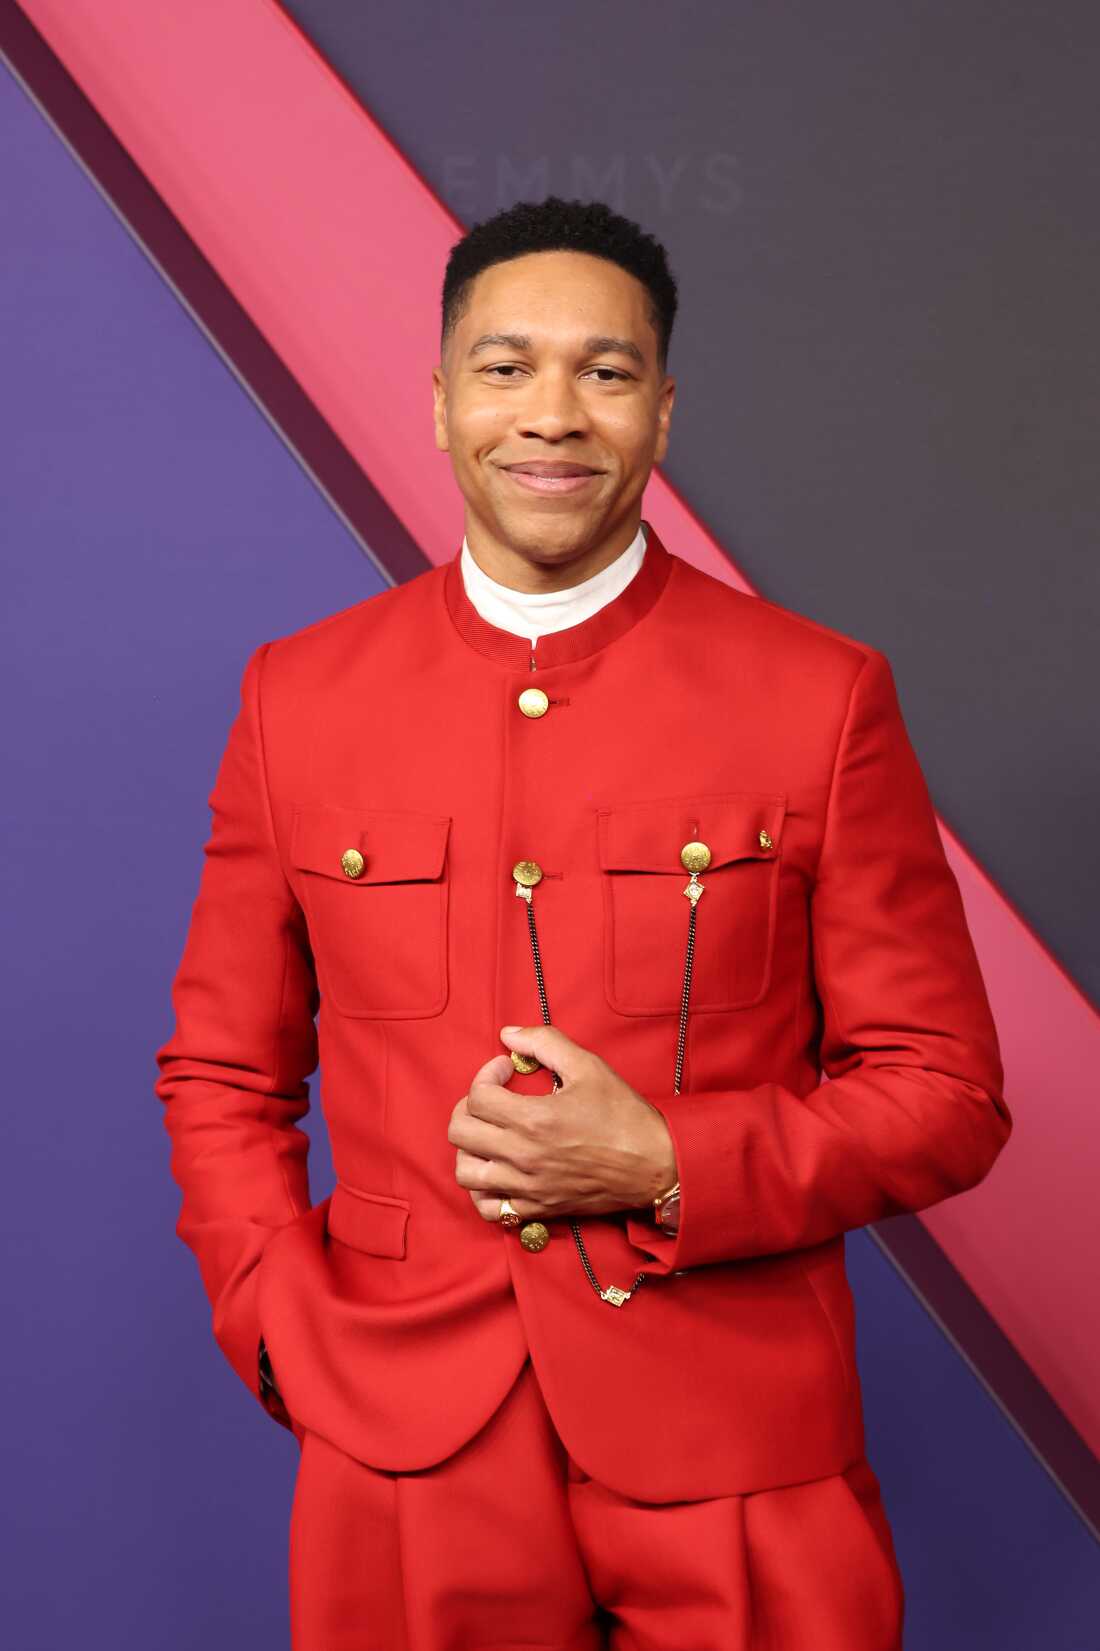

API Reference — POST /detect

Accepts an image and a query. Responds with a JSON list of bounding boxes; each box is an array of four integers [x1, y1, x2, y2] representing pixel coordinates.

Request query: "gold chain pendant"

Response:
[[505, 834, 713, 1308]]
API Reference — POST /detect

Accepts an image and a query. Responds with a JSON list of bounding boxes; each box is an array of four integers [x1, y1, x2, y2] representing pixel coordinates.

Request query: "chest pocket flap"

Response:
[[597, 790, 786, 1015], [598, 791, 784, 873], [291, 804, 450, 884], [289, 804, 451, 1018]]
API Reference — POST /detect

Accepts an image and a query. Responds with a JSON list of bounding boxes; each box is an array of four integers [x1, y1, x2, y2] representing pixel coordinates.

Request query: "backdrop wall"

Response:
[[2, 6, 1097, 1644]]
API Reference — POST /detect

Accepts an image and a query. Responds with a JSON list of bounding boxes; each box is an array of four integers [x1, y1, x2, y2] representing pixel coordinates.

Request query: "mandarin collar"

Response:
[[443, 520, 674, 670]]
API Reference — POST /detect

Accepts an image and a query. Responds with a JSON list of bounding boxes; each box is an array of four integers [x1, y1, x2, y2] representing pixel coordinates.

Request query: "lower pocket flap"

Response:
[[328, 1182, 410, 1258]]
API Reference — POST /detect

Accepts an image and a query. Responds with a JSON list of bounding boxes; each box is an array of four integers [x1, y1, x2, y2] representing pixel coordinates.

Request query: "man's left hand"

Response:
[[447, 1024, 678, 1224]]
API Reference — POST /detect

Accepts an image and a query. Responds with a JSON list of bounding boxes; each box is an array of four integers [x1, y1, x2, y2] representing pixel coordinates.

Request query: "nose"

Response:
[[516, 366, 590, 442]]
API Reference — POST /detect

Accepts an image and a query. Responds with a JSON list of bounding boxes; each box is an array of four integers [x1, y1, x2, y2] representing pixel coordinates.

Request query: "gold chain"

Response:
[[511, 849, 706, 1306]]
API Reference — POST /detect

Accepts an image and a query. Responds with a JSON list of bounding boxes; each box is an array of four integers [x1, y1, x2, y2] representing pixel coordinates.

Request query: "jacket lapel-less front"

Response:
[[442, 522, 675, 670], [156, 516, 1009, 1502]]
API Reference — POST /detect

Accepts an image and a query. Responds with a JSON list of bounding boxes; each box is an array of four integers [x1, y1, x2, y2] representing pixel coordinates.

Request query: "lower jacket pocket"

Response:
[[326, 1181, 410, 1258]]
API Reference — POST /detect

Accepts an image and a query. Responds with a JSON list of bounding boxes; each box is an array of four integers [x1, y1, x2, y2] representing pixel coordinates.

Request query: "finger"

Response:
[[448, 1108, 520, 1159], [469, 1052, 519, 1092], [450, 1082, 519, 1135], [466, 1052, 540, 1123], [469, 1188, 539, 1224], [454, 1147, 538, 1193], [498, 1023, 588, 1085]]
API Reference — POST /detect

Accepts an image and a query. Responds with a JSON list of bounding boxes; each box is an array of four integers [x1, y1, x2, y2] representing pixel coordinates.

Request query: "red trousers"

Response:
[[288, 1357, 905, 1650]]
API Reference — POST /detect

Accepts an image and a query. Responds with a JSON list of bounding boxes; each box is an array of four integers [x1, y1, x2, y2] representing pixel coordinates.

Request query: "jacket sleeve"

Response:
[[624, 645, 1013, 1274], [155, 641, 318, 1430]]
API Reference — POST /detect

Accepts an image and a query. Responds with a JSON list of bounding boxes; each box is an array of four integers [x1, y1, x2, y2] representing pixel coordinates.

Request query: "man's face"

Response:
[[432, 250, 675, 579]]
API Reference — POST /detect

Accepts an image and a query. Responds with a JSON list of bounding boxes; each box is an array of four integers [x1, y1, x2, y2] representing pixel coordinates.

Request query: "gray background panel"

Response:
[[281, 0, 1100, 1003]]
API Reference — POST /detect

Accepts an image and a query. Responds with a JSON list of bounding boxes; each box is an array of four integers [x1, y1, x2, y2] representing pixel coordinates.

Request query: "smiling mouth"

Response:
[[501, 465, 602, 496]]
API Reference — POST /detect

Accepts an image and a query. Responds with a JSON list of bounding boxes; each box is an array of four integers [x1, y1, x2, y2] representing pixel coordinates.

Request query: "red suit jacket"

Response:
[[155, 523, 1012, 1502]]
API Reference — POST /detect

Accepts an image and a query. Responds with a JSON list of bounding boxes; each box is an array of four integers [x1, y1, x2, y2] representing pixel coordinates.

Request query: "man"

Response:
[[156, 195, 1012, 1649]]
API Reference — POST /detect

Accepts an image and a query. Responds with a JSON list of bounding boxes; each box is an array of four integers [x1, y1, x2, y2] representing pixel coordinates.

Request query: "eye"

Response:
[[482, 364, 629, 383]]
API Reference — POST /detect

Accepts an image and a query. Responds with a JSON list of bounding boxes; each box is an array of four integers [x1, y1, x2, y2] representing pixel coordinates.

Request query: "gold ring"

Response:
[[498, 1197, 522, 1228]]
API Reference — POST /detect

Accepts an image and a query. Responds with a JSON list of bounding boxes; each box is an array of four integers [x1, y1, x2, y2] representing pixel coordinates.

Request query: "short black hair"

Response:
[[441, 195, 678, 372]]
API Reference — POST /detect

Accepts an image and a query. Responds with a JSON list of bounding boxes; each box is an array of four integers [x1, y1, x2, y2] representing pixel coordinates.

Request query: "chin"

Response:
[[487, 507, 579, 547], [516, 501, 599, 535]]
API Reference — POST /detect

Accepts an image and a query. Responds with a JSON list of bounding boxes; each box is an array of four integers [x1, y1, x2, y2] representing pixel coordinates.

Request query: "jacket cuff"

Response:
[[623, 1089, 750, 1273]]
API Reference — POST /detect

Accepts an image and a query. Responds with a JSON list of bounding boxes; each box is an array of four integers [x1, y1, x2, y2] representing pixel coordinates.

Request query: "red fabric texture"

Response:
[[155, 522, 1010, 1502], [288, 1356, 905, 1650]]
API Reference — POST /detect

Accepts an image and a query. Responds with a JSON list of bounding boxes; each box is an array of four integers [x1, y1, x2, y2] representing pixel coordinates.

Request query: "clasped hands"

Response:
[[448, 1023, 678, 1225]]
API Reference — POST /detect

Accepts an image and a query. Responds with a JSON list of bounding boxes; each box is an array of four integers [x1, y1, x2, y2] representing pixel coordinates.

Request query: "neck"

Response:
[[462, 517, 645, 593], [445, 519, 671, 671], [458, 521, 649, 652]]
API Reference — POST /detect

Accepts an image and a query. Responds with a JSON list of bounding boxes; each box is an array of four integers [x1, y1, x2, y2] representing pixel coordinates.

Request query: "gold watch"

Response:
[[652, 1179, 681, 1231]]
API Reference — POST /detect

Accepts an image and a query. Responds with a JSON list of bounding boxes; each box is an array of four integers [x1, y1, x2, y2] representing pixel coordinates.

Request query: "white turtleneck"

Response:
[[460, 522, 647, 648]]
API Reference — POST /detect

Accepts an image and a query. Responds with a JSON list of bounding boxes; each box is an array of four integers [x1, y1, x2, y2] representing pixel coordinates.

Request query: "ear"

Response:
[[653, 373, 676, 466], [431, 365, 450, 453]]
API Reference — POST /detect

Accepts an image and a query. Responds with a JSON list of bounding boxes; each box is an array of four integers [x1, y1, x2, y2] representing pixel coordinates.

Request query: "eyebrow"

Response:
[[466, 332, 646, 367]]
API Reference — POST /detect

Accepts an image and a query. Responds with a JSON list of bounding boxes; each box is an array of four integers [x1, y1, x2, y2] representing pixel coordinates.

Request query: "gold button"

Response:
[[512, 859, 543, 887], [510, 1051, 542, 1074], [517, 688, 549, 718], [341, 848, 365, 879], [759, 828, 773, 851], [519, 1221, 551, 1251], [680, 840, 712, 873]]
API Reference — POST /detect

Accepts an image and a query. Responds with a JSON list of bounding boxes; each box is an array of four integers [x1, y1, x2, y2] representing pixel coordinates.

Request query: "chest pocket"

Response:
[[597, 791, 785, 1015], [290, 804, 451, 1019]]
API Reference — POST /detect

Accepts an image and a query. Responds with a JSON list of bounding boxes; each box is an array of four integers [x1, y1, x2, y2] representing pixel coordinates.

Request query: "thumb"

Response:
[[498, 1022, 581, 1083]]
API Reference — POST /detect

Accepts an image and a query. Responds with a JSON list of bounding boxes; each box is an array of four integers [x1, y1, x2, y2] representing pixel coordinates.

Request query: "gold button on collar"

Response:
[[341, 848, 365, 879], [518, 687, 549, 718], [520, 1221, 551, 1251], [680, 840, 712, 873], [511, 859, 543, 887], [759, 828, 774, 851]]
